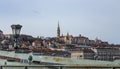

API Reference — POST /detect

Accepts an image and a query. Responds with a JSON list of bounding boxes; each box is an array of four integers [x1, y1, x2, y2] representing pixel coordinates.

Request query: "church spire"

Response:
[[57, 21, 60, 37]]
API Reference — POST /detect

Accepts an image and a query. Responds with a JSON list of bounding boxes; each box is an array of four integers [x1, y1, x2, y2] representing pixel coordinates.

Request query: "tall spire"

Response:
[[57, 21, 60, 37]]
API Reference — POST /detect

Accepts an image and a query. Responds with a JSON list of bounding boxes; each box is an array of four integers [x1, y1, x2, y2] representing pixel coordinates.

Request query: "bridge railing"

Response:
[[0, 66, 120, 69]]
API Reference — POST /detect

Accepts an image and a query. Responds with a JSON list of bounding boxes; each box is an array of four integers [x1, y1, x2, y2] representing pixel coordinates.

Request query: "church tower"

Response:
[[57, 21, 60, 37]]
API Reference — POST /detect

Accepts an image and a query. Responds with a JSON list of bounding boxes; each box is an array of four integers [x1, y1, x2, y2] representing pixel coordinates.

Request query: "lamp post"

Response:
[[11, 24, 22, 50], [28, 55, 33, 65]]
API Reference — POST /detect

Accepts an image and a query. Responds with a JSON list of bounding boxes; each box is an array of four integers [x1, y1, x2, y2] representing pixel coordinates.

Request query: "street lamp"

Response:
[[11, 24, 22, 50], [28, 55, 33, 65]]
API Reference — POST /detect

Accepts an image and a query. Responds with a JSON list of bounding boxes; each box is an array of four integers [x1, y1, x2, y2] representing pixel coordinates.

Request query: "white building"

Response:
[[92, 48, 120, 61], [71, 48, 95, 60]]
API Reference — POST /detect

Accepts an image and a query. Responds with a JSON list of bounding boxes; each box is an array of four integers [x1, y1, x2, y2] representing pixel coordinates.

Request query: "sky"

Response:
[[0, 0, 120, 44]]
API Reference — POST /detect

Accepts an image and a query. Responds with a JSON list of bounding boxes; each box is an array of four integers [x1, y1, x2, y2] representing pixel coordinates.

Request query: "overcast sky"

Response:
[[0, 0, 120, 44]]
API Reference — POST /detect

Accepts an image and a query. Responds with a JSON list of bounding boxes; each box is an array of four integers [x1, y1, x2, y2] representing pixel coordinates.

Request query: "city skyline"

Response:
[[0, 0, 120, 44]]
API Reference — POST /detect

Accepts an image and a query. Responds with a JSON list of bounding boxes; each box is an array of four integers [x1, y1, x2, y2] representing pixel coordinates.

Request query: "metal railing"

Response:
[[0, 66, 120, 69]]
